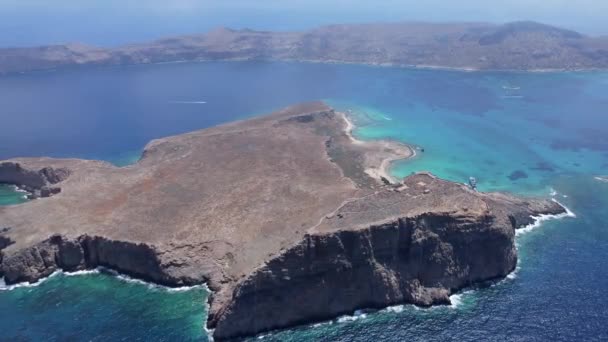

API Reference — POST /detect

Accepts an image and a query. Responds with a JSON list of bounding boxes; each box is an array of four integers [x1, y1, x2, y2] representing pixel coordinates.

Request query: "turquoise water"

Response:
[[0, 185, 27, 206], [0, 62, 607, 340], [0, 270, 209, 341]]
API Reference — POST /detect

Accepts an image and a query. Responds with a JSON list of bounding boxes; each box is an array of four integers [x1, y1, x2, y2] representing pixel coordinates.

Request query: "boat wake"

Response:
[[168, 100, 207, 104]]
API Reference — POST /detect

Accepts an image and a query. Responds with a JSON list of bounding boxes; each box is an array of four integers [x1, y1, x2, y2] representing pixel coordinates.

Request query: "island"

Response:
[[0, 102, 565, 340], [1, 21, 608, 74]]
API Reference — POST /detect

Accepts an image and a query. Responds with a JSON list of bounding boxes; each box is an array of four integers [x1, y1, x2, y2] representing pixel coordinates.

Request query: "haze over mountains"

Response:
[[1, 21, 608, 73]]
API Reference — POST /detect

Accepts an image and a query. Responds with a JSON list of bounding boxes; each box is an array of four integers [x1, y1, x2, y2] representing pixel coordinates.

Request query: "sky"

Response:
[[0, 0, 607, 47]]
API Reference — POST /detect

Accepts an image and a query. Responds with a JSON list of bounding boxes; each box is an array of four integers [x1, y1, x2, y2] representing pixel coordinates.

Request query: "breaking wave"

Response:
[[515, 199, 576, 237], [0, 267, 203, 293]]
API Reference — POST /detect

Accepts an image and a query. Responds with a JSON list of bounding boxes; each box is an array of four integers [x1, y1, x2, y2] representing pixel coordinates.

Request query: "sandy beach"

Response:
[[340, 111, 415, 183]]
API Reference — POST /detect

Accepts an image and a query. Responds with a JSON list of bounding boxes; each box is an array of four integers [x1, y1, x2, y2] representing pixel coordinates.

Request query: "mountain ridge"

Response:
[[1, 21, 608, 74]]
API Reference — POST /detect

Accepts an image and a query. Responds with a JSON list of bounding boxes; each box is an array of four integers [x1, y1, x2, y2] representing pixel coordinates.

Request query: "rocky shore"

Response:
[[0, 102, 565, 340]]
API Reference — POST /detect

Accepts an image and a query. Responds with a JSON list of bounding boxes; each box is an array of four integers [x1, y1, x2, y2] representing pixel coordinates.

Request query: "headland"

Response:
[[0, 102, 565, 340]]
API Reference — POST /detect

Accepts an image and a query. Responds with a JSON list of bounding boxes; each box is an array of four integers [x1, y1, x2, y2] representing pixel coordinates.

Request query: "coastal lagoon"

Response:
[[1, 62, 607, 340]]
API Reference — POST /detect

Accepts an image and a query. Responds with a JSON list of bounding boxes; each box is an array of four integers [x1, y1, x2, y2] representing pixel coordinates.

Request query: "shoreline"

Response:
[[3, 56, 608, 79], [340, 111, 416, 183], [515, 199, 576, 237], [251, 200, 575, 341], [0, 102, 580, 340], [0, 266, 206, 293]]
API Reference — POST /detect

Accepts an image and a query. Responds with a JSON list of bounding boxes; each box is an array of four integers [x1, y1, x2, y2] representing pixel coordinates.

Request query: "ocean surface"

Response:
[[0, 62, 607, 341]]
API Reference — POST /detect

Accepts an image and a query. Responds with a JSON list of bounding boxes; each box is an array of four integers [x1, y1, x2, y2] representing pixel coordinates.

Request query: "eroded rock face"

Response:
[[0, 234, 205, 287], [0, 103, 568, 341], [208, 193, 563, 340], [0, 162, 69, 199]]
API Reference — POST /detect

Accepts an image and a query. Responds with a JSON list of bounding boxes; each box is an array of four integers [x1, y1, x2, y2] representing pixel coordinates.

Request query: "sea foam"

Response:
[[0, 267, 204, 293], [0, 271, 61, 291], [515, 199, 576, 237]]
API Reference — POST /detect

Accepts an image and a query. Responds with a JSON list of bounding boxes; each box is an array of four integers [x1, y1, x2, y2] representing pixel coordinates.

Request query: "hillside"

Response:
[[1, 21, 608, 73]]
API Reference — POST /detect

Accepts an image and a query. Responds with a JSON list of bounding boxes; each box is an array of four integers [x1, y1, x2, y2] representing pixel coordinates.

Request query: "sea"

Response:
[[0, 61, 607, 341]]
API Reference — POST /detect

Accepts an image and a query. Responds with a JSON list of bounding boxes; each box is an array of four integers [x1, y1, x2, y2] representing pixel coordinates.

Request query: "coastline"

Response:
[[0, 102, 581, 340], [340, 111, 416, 183], [0, 266, 206, 293], [3, 56, 607, 79]]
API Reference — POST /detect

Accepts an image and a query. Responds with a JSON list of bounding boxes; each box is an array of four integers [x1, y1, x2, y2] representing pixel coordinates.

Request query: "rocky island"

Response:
[[1, 21, 608, 74], [0, 102, 565, 340]]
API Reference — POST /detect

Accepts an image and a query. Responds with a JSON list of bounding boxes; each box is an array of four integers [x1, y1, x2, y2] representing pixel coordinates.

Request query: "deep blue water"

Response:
[[0, 62, 607, 341]]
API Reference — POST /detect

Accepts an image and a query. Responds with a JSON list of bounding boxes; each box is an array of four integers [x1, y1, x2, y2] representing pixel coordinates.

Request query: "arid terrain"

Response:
[[1, 21, 608, 74], [0, 102, 565, 340]]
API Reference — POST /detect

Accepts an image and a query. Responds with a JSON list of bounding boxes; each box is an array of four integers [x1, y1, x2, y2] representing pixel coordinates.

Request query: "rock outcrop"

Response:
[[0, 102, 567, 340], [208, 173, 565, 339], [0, 234, 205, 287], [0, 162, 69, 199]]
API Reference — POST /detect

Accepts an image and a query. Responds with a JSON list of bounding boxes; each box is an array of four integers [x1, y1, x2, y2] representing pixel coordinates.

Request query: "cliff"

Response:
[[0, 102, 565, 340], [1, 21, 608, 74]]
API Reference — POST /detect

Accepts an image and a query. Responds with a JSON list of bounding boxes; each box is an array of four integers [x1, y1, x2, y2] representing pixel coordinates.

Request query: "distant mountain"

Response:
[[2, 21, 608, 73]]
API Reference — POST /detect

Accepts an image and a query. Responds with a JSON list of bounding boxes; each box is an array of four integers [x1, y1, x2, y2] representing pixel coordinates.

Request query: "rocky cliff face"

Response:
[[0, 103, 570, 341], [0, 234, 207, 287], [208, 201, 563, 340], [0, 195, 564, 341], [0, 162, 69, 198]]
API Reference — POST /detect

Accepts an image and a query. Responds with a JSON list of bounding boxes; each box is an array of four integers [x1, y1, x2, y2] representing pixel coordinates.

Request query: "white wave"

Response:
[[336, 310, 368, 323], [449, 289, 475, 308], [449, 293, 464, 308], [595, 176, 608, 183], [99, 267, 204, 292], [384, 304, 405, 313], [516, 199, 575, 237], [549, 187, 557, 197], [0, 267, 203, 293], [506, 265, 521, 280], [311, 320, 334, 328], [64, 269, 100, 276], [7, 184, 31, 199], [11, 185, 28, 194], [382, 115, 393, 121], [336, 315, 360, 323], [0, 271, 61, 291], [169, 100, 207, 104]]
